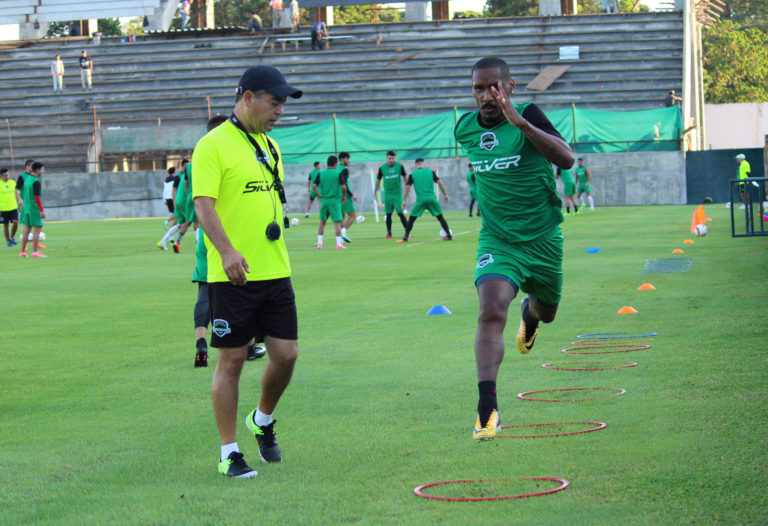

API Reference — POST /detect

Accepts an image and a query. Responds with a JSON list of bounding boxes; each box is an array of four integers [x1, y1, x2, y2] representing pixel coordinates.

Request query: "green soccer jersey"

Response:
[[19, 174, 41, 212], [378, 162, 405, 194], [559, 169, 575, 184], [315, 168, 343, 199], [410, 167, 438, 199], [308, 169, 320, 187], [176, 169, 191, 209], [575, 166, 588, 184], [454, 106, 563, 243], [467, 170, 477, 190]]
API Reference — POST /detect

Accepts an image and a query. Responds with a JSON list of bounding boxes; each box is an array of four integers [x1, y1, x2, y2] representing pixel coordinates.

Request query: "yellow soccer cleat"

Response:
[[516, 298, 538, 354], [473, 409, 500, 441]]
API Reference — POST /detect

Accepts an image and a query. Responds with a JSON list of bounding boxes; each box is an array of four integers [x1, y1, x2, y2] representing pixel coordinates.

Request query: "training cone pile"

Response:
[[617, 306, 639, 314]]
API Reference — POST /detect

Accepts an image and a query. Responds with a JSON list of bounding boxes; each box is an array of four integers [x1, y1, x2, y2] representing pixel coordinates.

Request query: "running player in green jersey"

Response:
[[556, 165, 578, 215], [304, 161, 321, 217], [575, 158, 594, 211], [467, 162, 480, 217], [1, 168, 22, 247], [373, 150, 408, 238], [338, 151, 358, 243], [157, 159, 195, 251], [17, 162, 47, 258], [313, 155, 348, 249], [193, 64, 302, 478], [455, 57, 574, 441], [397, 159, 452, 242]]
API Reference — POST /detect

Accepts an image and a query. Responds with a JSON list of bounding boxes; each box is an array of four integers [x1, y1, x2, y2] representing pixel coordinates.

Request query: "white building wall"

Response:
[[704, 103, 768, 149]]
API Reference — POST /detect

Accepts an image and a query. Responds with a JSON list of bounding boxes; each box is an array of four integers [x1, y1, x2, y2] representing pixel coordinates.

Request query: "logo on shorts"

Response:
[[212, 319, 232, 337], [477, 254, 495, 268], [479, 132, 499, 151]]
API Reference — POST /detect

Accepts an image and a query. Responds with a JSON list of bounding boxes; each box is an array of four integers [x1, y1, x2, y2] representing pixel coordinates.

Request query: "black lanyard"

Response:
[[228, 113, 286, 205]]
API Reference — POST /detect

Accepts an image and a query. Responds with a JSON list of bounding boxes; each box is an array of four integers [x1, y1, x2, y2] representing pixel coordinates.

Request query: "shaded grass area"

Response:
[[1, 205, 766, 524]]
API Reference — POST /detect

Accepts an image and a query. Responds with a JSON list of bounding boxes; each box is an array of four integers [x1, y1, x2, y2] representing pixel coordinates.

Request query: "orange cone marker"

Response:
[[690, 205, 712, 234], [683, 239, 694, 244], [638, 283, 656, 290], [617, 306, 638, 314], [672, 248, 684, 254]]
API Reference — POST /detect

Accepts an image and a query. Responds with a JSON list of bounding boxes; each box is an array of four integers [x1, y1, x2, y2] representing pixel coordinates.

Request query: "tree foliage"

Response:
[[215, 0, 311, 28], [45, 21, 72, 38], [702, 20, 768, 102], [484, 0, 645, 17], [333, 5, 403, 24], [98, 18, 123, 36]]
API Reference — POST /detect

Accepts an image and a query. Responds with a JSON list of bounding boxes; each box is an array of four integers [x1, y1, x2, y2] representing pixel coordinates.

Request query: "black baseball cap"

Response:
[[236, 65, 302, 99]]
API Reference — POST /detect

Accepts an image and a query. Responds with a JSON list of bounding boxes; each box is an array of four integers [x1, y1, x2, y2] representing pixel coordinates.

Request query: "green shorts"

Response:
[[563, 179, 575, 195], [174, 205, 191, 224], [320, 198, 343, 222], [469, 188, 478, 200], [383, 192, 403, 214], [577, 183, 591, 194], [474, 226, 563, 305], [21, 208, 43, 228], [410, 197, 442, 218], [342, 197, 355, 215], [309, 189, 317, 200]]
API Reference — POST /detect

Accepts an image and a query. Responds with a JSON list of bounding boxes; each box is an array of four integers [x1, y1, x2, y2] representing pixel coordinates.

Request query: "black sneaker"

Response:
[[246, 344, 266, 361], [218, 451, 258, 478], [194, 347, 208, 368], [246, 411, 282, 463]]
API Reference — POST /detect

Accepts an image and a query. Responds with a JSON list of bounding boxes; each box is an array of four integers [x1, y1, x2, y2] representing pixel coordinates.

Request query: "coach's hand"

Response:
[[221, 247, 250, 286]]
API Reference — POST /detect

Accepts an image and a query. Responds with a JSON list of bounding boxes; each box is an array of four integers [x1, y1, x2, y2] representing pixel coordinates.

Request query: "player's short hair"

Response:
[[472, 57, 510, 80], [327, 155, 338, 166], [313, 161, 320, 168], [25, 159, 34, 168], [386, 150, 396, 157], [0, 168, 8, 175], [339, 151, 350, 161], [578, 157, 583, 161], [415, 158, 424, 164], [181, 158, 190, 166], [468, 162, 473, 168], [168, 167, 176, 175], [31, 162, 44, 171], [207, 114, 228, 131]]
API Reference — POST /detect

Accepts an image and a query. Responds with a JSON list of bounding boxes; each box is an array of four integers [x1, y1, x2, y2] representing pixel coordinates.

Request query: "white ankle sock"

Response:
[[588, 196, 594, 208], [317, 235, 323, 244], [336, 236, 343, 246], [341, 227, 347, 235], [253, 408, 272, 427], [221, 442, 239, 461]]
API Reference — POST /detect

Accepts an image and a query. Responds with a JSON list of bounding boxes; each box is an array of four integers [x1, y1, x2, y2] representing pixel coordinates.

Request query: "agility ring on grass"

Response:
[[562, 343, 651, 355], [571, 339, 654, 345], [542, 361, 639, 371], [518, 387, 626, 402], [577, 332, 658, 339], [497, 421, 607, 438], [413, 477, 570, 501]]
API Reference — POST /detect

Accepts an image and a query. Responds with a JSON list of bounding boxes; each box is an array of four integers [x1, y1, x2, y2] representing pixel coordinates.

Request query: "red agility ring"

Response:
[[518, 387, 626, 402], [497, 421, 607, 438], [562, 343, 651, 355], [542, 361, 639, 371], [413, 477, 570, 501], [570, 339, 654, 345]]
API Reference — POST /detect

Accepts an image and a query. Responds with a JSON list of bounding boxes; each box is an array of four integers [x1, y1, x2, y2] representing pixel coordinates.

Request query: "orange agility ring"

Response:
[[413, 477, 570, 501], [542, 361, 639, 371], [518, 387, 626, 402], [498, 421, 607, 438]]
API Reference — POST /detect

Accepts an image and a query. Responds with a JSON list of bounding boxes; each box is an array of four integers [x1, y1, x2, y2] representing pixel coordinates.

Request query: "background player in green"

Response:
[[1, 168, 22, 247], [17, 161, 47, 258], [455, 56, 574, 441], [304, 161, 321, 217], [157, 159, 195, 252], [575, 158, 594, 211], [313, 155, 347, 249], [397, 159, 452, 243], [338, 151, 358, 243], [556, 164, 578, 216], [373, 150, 408, 238], [466, 162, 480, 217]]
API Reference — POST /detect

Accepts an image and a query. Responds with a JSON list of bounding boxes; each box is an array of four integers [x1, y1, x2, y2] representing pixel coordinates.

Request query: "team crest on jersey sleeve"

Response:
[[479, 132, 499, 151]]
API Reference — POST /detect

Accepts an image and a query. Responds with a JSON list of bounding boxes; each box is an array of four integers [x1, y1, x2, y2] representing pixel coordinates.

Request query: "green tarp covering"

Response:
[[100, 106, 682, 163]]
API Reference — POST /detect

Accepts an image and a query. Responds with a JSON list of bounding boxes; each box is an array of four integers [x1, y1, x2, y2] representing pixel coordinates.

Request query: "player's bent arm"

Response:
[[313, 183, 321, 199], [402, 185, 411, 201], [194, 196, 250, 286], [437, 180, 449, 201], [517, 120, 574, 169]]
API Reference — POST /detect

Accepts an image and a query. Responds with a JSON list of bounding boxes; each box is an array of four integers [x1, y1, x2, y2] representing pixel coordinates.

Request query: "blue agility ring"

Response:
[[577, 332, 658, 340]]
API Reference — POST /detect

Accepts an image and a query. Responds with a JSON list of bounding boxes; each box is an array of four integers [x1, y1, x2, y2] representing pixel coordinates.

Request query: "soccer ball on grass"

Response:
[[694, 224, 708, 237], [290, 218, 300, 226], [27, 232, 46, 241], [439, 229, 452, 239]]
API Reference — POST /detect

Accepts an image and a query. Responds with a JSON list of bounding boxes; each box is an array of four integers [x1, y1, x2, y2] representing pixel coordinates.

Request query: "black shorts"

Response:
[[208, 277, 298, 348], [1, 210, 19, 224], [165, 199, 175, 213]]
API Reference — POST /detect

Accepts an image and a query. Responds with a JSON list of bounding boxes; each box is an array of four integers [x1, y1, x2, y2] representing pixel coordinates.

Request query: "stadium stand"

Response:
[[0, 12, 683, 172]]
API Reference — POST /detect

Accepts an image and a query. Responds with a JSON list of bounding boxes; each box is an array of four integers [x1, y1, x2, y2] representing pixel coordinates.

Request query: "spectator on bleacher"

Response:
[[271, 0, 284, 29], [249, 11, 263, 33], [181, 0, 193, 30], [596, 0, 617, 12], [664, 90, 682, 107], [311, 21, 328, 51], [78, 50, 93, 91], [51, 55, 65, 93], [290, 0, 300, 32]]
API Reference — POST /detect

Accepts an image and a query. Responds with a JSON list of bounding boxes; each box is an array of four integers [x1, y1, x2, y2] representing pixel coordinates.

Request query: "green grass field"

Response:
[[2, 205, 767, 525]]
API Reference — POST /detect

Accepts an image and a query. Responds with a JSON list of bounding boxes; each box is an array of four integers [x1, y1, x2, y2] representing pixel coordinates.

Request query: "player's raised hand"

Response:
[[490, 82, 524, 128]]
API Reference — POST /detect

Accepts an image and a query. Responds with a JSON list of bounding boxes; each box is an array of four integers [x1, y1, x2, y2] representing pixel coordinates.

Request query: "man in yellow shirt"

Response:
[[1, 168, 22, 246], [193, 65, 302, 479], [735, 153, 751, 209]]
